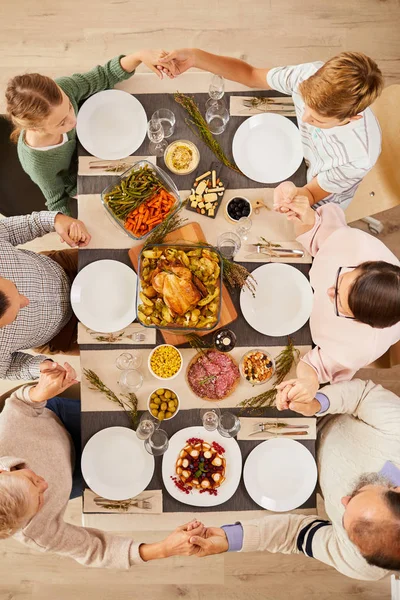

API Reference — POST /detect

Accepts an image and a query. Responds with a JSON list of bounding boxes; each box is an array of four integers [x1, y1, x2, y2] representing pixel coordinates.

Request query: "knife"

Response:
[[247, 244, 304, 256], [248, 430, 309, 437]]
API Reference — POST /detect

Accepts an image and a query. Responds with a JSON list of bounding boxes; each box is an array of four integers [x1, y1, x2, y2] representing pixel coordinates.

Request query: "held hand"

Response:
[[282, 197, 316, 226], [54, 214, 91, 248], [158, 48, 196, 77], [30, 361, 77, 403], [276, 383, 321, 416], [273, 181, 298, 213], [190, 527, 229, 558], [161, 520, 205, 557], [276, 377, 320, 409], [135, 49, 176, 80]]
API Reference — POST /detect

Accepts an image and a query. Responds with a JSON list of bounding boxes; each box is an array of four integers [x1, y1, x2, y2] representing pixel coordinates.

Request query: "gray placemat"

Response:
[[78, 90, 306, 196], [78, 248, 313, 351], [81, 408, 317, 512]]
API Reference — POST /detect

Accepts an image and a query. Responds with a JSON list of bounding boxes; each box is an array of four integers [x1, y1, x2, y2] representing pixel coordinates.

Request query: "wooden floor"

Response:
[[1, 0, 400, 597]]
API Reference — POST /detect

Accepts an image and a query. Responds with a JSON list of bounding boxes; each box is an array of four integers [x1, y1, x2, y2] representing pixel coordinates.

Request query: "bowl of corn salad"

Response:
[[148, 344, 183, 381]]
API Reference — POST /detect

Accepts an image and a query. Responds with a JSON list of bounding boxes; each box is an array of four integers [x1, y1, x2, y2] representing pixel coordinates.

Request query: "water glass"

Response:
[[209, 74, 225, 101], [217, 231, 241, 259], [118, 369, 143, 393], [151, 109, 176, 138], [147, 118, 168, 156], [136, 411, 160, 441], [205, 103, 230, 135], [115, 351, 142, 370], [217, 412, 241, 438], [236, 217, 253, 241], [199, 403, 221, 432], [144, 429, 169, 456]]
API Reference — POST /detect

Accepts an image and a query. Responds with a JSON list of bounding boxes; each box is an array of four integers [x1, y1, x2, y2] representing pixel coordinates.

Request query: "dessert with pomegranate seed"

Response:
[[173, 438, 226, 495]]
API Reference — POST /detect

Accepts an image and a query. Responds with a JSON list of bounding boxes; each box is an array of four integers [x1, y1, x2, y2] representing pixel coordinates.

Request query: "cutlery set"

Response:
[[249, 422, 310, 437], [244, 244, 304, 259]]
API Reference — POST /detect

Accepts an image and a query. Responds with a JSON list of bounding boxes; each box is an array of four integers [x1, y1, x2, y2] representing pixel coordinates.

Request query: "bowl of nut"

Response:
[[240, 349, 275, 385], [148, 344, 183, 381], [148, 388, 180, 421]]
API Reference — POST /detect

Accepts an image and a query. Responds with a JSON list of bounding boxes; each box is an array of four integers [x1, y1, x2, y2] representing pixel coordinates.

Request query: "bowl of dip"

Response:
[[164, 140, 200, 175]]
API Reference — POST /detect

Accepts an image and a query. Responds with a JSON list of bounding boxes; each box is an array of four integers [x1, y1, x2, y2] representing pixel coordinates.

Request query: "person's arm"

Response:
[[0, 212, 58, 246], [0, 352, 48, 381], [158, 48, 271, 88], [290, 201, 347, 256]]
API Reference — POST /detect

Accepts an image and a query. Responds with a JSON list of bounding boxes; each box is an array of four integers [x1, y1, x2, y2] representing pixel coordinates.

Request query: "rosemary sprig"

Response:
[[239, 339, 300, 411], [144, 210, 188, 248], [260, 237, 281, 248], [83, 369, 138, 427], [222, 256, 257, 296], [198, 375, 217, 386], [185, 332, 212, 356], [174, 92, 241, 174]]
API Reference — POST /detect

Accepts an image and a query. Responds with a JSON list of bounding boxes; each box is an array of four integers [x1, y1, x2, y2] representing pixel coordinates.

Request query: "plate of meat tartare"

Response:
[[187, 350, 240, 401]]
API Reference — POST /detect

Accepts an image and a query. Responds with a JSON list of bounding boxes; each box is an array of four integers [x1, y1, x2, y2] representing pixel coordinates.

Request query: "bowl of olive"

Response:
[[148, 388, 180, 421], [225, 196, 252, 223]]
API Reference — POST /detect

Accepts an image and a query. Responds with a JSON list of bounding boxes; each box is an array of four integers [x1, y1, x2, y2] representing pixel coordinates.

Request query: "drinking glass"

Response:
[[118, 369, 143, 393], [205, 103, 230, 135], [217, 231, 241, 259], [115, 351, 142, 370], [136, 411, 160, 441], [209, 74, 225, 101], [151, 109, 176, 138], [199, 403, 221, 432], [144, 429, 169, 456], [217, 412, 241, 438], [236, 217, 253, 241], [147, 118, 168, 156]]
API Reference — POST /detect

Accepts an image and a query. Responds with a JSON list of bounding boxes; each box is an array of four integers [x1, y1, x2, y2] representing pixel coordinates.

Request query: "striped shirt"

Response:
[[267, 62, 382, 209], [0, 212, 72, 380]]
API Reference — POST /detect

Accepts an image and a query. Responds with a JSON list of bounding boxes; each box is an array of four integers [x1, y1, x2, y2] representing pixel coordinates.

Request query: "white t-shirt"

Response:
[[267, 62, 382, 209], [34, 133, 68, 151]]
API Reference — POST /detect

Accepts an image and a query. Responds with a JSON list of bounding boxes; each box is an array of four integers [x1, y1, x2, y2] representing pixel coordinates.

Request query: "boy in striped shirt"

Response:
[[159, 50, 383, 210]]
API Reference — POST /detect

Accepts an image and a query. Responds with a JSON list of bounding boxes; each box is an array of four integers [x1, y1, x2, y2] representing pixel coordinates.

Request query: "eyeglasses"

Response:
[[333, 266, 357, 319]]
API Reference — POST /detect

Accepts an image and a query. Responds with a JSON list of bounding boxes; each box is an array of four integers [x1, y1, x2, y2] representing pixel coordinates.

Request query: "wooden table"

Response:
[[77, 71, 317, 531]]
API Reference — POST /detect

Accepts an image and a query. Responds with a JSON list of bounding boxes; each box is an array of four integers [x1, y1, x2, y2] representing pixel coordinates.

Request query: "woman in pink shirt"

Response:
[[276, 197, 400, 408]]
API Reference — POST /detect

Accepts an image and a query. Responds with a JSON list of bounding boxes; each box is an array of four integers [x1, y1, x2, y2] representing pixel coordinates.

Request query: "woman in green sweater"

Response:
[[5, 51, 170, 215]]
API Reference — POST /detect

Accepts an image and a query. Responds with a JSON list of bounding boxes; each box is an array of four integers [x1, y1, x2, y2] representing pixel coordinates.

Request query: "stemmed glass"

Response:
[[144, 429, 169, 456], [147, 118, 168, 156], [236, 217, 253, 241], [115, 352, 142, 370], [217, 412, 241, 438], [136, 411, 160, 441], [206, 75, 225, 111], [199, 403, 221, 431]]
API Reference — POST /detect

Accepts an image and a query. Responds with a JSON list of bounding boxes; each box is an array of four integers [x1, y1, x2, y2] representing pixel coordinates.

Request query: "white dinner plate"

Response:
[[232, 113, 303, 183], [244, 438, 317, 512], [240, 263, 313, 337], [76, 90, 147, 160], [162, 426, 242, 507], [81, 427, 155, 501], [71, 259, 137, 333]]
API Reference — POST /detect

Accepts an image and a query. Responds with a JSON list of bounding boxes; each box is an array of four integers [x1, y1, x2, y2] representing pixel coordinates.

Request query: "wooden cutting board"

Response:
[[129, 222, 238, 345]]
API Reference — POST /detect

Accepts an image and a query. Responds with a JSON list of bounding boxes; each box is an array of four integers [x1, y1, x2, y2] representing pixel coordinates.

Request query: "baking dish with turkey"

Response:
[[136, 243, 223, 331]]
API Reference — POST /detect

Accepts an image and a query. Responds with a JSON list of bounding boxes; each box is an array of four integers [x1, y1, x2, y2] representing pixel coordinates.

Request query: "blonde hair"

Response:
[[0, 476, 32, 539], [299, 52, 383, 120], [5, 73, 63, 143]]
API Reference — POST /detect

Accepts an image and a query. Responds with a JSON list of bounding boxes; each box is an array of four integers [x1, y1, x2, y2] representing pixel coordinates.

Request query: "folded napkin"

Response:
[[78, 322, 156, 345], [78, 155, 156, 176], [238, 417, 316, 441], [83, 489, 163, 514], [230, 96, 296, 117]]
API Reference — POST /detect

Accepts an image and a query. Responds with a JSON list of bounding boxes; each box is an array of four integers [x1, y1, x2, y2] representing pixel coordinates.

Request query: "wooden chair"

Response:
[[345, 84, 400, 227]]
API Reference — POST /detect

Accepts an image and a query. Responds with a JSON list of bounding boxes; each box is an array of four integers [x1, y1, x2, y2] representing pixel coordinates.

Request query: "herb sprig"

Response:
[[84, 369, 138, 428]]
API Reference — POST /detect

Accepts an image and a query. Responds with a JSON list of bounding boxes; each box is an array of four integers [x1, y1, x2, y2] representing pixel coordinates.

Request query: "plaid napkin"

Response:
[[78, 155, 156, 176], [83, 489, 163, 514], [238, 417, 316, 440]]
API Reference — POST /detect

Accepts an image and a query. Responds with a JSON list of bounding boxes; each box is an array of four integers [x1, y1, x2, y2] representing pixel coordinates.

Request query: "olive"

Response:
[[161, 402, 168, 411], [156, 389, 165, 395], [158, 411, 165, 420], [165, 411, 172, 419]]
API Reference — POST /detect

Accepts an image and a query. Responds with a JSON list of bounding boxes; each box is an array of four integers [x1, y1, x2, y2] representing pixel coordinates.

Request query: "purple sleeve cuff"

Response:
[[221, 523, 243, 552], [315, 392, 330, 414]]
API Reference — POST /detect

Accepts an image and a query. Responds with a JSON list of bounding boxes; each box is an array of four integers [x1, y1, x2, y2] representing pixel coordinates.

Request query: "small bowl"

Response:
[[240, 349, 275, 385], [148, 344, 183, 381], [148, 388, 180, 421], [164, 140, 200, 175], [225, 196, 253, 223]]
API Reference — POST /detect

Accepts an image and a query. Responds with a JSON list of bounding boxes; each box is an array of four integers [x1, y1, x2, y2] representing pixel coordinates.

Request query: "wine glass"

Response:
[[206, 75, 225, 111], [236, 217, 253, 241], [217, 412, 241, 438], [217, 231, 241, 259], [136, 411, 160, 441], [205, 103, 230, 135], [147, 118, 168, 156], [144, 429, 169, 456], [115, 351, 142, 370], [118, 369, 143, 393], [199, 403, 221, 431], [151, 109, 176, 139]]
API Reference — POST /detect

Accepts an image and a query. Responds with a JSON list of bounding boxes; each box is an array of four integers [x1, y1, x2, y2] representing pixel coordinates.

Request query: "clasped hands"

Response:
[[140, 520, 229, 562]]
